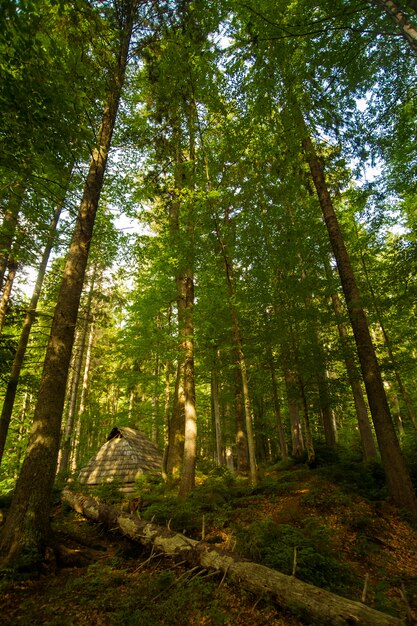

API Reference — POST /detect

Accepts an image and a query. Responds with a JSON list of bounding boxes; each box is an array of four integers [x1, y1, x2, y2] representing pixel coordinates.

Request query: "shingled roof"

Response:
[[78, 426, 162, 485]]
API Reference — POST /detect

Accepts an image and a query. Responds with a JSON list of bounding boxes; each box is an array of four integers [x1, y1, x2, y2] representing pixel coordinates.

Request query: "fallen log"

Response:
[[62, 489, 405, 626]]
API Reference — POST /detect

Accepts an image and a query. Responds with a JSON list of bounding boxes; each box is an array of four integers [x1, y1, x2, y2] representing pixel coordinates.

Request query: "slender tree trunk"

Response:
[[358, 246, 417, 433], [302, 133, 417, 518], [166, 359, 185, 477], [213, 217, 257, 484], [233, 359, 248, 473], [179, 272, 197, 497], [317, 368, 337, 448], [269, 353, 288, 460], [57, 272, 95, 476], [211, 356, 225, 466], [284, 368, 304, 458], [326, 261, 377, 461], [70, 319, 95, 473], [0, 179, 26, 289], [0, 258, 17, 333], [0, 195, 65, 465], [298, 374, 315, 464], [0, 9, 134, 567]]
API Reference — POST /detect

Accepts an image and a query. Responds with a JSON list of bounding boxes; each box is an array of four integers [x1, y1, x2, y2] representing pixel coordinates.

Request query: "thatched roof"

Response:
[[78, 426, 162, 485]]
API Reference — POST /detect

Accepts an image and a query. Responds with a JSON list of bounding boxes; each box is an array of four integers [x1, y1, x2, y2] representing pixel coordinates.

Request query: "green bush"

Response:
[[235, 517, 357, 595]]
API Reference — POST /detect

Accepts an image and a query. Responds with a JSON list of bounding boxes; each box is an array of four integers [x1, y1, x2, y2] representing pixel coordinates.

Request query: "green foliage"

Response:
[[235, 517, 357, 596], [317, 458, 388, 502], [91, 481, 124, 504]]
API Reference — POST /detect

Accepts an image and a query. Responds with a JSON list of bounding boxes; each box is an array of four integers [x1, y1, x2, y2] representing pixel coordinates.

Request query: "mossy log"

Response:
[[62, 489, 405, 626]]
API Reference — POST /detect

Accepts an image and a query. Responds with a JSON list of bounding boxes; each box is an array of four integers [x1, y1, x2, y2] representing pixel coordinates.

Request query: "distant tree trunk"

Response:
[[166, 359, 185, 477], [0, 179, 26, 289], [0, 258, 17, 333], [211, 355, 225, 466], [214, 218, 257, 485], [57, 271, 95, 476], [0, 195, 65, 465], [303, 132, 417, 518], [326, 261, 377, 461], [178, 272, 197, 497], [70, 318, 95, 473], [284, 368, 304, 458], [358, 246, 417, 434], [298, 374, 315, 464], [269, 354, 288, 460], [0, 7, 134, 568], [233, 360, 248, 473]]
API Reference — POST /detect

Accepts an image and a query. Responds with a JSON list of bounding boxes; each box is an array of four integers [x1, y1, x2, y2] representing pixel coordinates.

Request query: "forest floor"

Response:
[[1, 458, 417, 625]]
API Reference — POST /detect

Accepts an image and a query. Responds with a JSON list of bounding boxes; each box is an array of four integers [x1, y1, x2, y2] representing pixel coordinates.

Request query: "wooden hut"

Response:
[[78, 426, 162, 488]]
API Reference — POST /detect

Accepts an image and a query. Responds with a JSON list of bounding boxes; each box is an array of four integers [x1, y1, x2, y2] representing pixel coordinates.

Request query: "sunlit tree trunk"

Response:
[[0, 6, 135, 567], [179, 272, 197, 497]]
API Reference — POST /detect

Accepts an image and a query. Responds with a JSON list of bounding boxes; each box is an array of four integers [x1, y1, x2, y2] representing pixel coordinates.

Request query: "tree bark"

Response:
[[302, 134, 417, 519], [372, 0, 417, 53], [62, 489, 405, 626], [0, 6, 134, 568]]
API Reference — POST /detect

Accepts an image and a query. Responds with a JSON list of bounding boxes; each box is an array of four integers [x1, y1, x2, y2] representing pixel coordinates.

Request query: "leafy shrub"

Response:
[[235, 517, 357, 595], [317, 458, 387, 501]]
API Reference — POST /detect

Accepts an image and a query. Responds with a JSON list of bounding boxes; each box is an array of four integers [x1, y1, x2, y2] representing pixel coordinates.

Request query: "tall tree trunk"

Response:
[[57, 271, 95, 476], [0, 8, 134, 568], [326, 261, 377, 461], [0, 194, 65, 465], [302, 133, 417, 518]]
